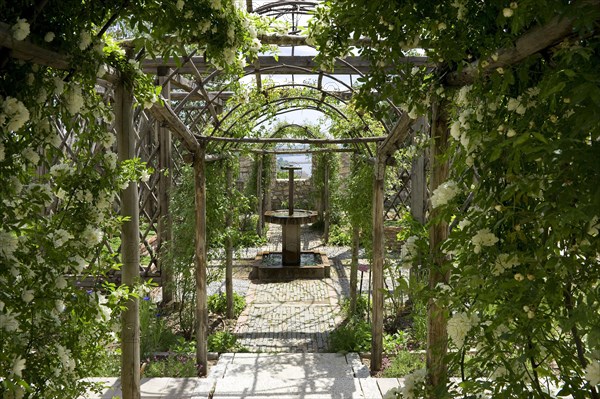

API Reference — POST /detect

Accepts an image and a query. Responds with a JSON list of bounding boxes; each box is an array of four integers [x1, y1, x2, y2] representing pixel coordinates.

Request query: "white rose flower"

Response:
[[431, 180, 459, 208], [64, 84, 84, 115], [140, 170, 151, 183], [44, 32, 55, 42], [2, 97, 30, 132], [56, 276, 68, 289], [472, 228, 499, 253], [0, 310, 20, 332], [12, 18, 30, 41], [503, 8, 514, 17], [0, 230, 18, 259], [54, 77, 65, 95], [0, 142, 5, 162], [447, 312, 479, 348], [585, 361, 600, 386], [55, 300, 66, 313], [400, 368, 426, 399], [21, 289, 34, 303], [79, 30, 92, 50], [492, 253, 520, 276], [176, 0, 185, 10], [22, 147, 40, 165], [11, 356, 26, 377], [82, 226, 103, 245]]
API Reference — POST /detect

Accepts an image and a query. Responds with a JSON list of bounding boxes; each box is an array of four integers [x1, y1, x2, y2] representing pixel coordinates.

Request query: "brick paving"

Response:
[[234, 278, 344, 352]]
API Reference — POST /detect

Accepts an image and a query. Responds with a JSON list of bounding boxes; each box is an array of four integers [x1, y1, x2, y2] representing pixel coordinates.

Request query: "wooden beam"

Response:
[[378, 113, 414, 159], [370, 156, 385, 373], [116, 80, 141, 399], [147, 102, 199, 153], [225, 165, 234, 319], [198, 136, 384, 145], [446, 0, 600, 86], [256, 156, 264, 236], [426, 100, 451, 396], [143, 55, 430, 75], [248, 148, 356, 155], [258, 33, 373, 47], [194, 144, 208, 377], [0, 22, 70, 70], [157, 70, 174, 306], [187, 59, 221, 126], [0, 22, 118, 83]]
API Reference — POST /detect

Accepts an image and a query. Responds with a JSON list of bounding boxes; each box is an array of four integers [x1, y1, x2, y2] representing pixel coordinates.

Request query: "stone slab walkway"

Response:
[[198, 353, 383, 399]]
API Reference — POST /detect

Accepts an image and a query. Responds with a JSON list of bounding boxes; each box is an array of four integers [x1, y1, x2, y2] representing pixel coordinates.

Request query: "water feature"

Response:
[[253, 165, 329, 280]]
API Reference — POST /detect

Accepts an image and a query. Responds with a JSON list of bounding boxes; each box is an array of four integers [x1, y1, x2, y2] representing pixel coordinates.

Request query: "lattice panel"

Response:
[[384, 167, 412, 220]]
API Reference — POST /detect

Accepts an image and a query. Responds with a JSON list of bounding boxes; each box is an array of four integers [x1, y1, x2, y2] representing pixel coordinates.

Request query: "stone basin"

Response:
[[252, 251, 331, 281], [264, 209, 318, 225]]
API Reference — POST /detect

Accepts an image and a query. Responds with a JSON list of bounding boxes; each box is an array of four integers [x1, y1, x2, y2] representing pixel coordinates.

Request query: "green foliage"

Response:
[[143, 354, 198, 378], [207, 331, 246, 353], [383, 331, 411, 355], [139, 298, 178, 358], [207, 293, 246, 319], [341, 159, 374, 255], [380, 352, 426, 378], [342, 294, 370, 320], [327, 224, 352, 246], [163, 161, 256, 337], [329, 318, 372, 353]]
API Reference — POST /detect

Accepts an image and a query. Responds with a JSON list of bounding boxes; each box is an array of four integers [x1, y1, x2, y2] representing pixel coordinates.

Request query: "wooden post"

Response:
[[371, 155, 386, 373], [323, 157, 330, 243], [350, 224, 360, 315], [157, 67, 174, 305], [410, 117, 427, 287], [225, 165, 234, 319], [349, 154, 360, 315], [262, 155, 272, 212], [116, 81, 141, 399], [410, 118, 427, 226], [426, 101, 451, 396], [193, 143, 208, 377], [256, 156, 263, 236]]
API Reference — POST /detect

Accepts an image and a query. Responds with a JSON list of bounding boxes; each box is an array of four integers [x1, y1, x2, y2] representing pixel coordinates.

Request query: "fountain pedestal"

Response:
[[252, 166, 330, 281], [282, 224, 300, 265]]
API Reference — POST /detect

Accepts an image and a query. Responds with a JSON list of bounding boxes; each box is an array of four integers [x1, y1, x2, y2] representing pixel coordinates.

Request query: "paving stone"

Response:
[[375, 378, 402, 397], [346, 353, 371, 378]]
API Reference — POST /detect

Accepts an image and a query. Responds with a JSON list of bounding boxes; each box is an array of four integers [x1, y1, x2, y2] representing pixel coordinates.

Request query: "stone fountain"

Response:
[[253, 165, 330, 280]]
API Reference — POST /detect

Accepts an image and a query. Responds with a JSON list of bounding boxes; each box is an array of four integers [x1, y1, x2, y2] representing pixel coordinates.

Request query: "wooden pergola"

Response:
[[2, 0, 596, 396]]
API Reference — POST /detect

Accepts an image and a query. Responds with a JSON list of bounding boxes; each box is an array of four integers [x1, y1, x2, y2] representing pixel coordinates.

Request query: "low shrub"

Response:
[[329, 318, 371, 353], [207, 292, 246, 318], [207, 331, 247, 353]]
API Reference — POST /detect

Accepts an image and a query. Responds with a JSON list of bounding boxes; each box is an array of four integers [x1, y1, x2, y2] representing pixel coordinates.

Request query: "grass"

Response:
[[379, 351, 426, 378]]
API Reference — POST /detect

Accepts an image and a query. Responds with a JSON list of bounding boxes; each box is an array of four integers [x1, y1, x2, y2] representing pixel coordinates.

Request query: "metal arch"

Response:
[[186, 64, 359, 121], [209, 87, 351, 137], [270, 123, 320, 139], [213, 99, 374, 156], [253, 1, 318, 18], [216, 96, 349, 137], [175, 58, 395, 135]]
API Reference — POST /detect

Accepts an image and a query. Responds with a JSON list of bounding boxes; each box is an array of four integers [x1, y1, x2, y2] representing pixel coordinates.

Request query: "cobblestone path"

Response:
[[233, 277, 344, 352]]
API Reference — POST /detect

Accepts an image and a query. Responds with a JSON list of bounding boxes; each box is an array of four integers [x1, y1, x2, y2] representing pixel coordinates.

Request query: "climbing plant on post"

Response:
[[426, 100, 451, 397], [116, 73, 141, 399], [193, 144, 208, 377], [371, 156, 386, 373]]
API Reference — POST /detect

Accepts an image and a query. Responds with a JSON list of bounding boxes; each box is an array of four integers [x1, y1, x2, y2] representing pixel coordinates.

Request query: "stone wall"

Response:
[[235, 153, 353, 211], [270, 178, 314, 210]]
